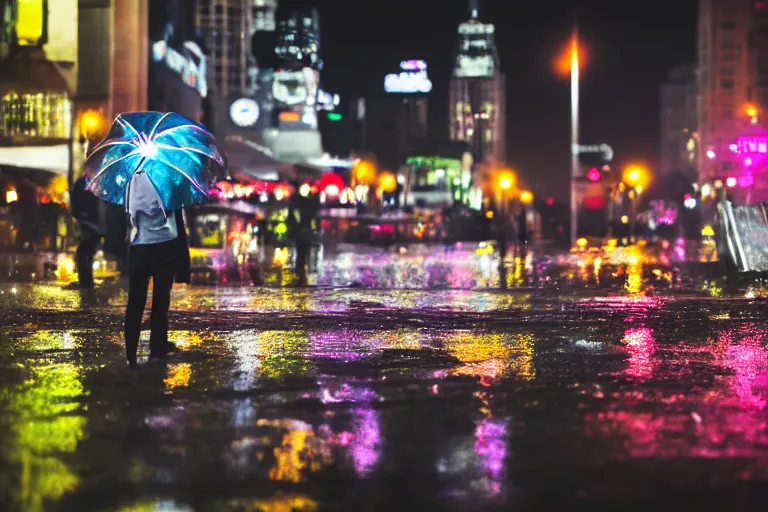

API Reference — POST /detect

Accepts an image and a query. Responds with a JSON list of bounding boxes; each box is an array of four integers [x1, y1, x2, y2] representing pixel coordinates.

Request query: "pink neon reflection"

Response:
[[474, 418, 507, 497], [587, 325, 768, 460], [622, 327, 656, 379]]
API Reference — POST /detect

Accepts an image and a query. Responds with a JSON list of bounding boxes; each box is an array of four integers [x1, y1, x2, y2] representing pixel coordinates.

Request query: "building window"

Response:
[[0, 91, 72, 139], [721, 79, 735, 88]]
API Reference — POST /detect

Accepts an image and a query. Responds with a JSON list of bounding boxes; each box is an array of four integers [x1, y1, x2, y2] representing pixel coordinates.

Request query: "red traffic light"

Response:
[[587, 168, 601, 182]]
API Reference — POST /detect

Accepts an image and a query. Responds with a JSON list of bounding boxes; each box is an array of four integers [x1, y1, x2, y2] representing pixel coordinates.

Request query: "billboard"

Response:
[[272, 67, 319, 131], [384, 60, 432, 94]]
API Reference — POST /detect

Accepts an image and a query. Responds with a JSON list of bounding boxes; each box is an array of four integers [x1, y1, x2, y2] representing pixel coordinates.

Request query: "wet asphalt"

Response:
[[1, 283, 768, 511]]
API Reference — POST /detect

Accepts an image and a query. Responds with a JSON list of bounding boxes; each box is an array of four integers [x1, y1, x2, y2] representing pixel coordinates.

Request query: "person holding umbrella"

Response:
[[84, 112, 224, 368]]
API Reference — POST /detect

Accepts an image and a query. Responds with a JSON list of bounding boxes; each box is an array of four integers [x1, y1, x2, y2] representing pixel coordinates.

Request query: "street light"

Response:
[[622, 164, 651, 242], [497, 170, 516, 192], [520, 190, 534, 205], [555, 29, 587, 246]]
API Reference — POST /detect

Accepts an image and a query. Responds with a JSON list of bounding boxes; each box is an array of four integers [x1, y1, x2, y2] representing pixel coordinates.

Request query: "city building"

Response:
[[0, 0, 148, 186], [149, 0, 208, 124], [359, 59, 431, 169], [660, 63, 698, 178], [197, 0, 328, 165], [448, 1, 506, 166], [697, 0, 752, 182]]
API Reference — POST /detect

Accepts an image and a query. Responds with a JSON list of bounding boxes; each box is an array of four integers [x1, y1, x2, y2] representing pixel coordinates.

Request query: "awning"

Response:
[[224, 135, 326, 182], [0, 144, 70, 175]]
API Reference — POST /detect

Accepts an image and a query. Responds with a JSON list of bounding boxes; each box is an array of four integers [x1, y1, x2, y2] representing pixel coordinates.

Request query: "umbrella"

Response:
[[84, 111, 225, 212]]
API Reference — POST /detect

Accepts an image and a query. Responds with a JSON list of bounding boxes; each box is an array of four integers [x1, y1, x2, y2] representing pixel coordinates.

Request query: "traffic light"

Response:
[[327, 112, 342, 121]]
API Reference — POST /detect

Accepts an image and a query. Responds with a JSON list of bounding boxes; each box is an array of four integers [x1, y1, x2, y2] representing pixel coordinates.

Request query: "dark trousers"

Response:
[[75, 236, 99, 289], [124, 239, 177, 362]]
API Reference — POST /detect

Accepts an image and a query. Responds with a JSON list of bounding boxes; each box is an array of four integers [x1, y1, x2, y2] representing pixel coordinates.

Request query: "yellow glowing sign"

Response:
[[16, 0, 45, 46]]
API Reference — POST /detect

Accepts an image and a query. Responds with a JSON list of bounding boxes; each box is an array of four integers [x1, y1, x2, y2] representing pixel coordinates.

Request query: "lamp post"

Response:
[[622, 164, 650, 242], [569, 30, 580, 247], [555, 29, 584, 246], [496, 170, 516, 289]]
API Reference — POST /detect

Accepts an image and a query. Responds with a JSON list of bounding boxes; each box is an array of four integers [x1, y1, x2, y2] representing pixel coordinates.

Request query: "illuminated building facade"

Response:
[[0, 0, 148, 181], [448, 1, 506, 165], [149, 0, 207, 124], [660, 63, 698, 177], [697, 0, 752, 182]]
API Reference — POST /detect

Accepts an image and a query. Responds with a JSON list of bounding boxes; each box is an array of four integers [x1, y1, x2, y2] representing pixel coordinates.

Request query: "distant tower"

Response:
[[448, 1, 506, 165]]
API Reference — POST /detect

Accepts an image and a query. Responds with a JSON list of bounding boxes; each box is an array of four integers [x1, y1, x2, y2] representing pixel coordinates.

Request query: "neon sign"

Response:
[[384, 60, 432, 94], [737, 136, 768, 154], [151, 40, 208, 97], [400, 59, 427, 71]]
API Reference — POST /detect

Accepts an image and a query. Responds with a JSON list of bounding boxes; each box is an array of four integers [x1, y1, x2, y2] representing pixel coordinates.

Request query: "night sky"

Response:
[[296, 0, 697, 200]]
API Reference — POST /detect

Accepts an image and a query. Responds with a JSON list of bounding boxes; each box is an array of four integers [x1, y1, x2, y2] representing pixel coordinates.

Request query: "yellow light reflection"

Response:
[[0, 363, 85, 511], [444, 332, 535, 380], [164, 363, 192, 390], [257, 419, 331, 483], [253, 330, 311, 380], [251, 495, 319, 512]]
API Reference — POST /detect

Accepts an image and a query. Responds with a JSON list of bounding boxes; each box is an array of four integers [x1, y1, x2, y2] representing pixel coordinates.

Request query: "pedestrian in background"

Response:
[[123, 170, 190, 369], [69, 174, 104, 289]]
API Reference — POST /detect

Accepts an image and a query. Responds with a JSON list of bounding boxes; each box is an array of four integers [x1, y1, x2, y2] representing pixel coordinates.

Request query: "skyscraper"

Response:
[[659, 64, 697, 177], [448, 0, 506, 166], [697, 0, 752, 182]]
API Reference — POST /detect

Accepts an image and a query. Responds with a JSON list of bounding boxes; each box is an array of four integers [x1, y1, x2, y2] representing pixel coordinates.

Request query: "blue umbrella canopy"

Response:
[[84, 111, 225, 212]]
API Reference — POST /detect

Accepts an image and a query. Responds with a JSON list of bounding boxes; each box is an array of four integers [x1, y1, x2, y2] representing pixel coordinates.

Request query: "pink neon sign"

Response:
[[737, 137, 768, 154]]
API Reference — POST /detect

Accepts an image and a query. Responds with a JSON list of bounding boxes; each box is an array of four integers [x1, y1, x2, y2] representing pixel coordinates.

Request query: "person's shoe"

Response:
[[149, 342, 178, 359]]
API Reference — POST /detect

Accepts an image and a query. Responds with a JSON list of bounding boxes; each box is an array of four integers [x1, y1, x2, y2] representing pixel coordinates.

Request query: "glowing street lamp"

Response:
[[555, 28, 587, 245], [497, 170, 517, 193], [520, 190, 534, 205], [623, 164, 650, 189]]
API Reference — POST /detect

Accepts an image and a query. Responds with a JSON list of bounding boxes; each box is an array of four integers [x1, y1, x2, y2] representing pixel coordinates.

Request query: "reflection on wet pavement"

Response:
[[1, 285, 768, 510]]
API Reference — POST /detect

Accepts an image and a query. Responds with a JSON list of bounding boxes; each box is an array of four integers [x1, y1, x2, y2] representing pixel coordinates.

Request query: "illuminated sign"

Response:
[[229, 98, 260, 127], [737, 136, 768, 153], [400, 59, 427, 71], [572, 143, 614, 162], [384, 60, 432, 94], [279, 111, 301, 122], [317, 89, 340, 110], [458, 21, 494, 35], [152, 40, 208, 97], [16, 0, 44, 46]]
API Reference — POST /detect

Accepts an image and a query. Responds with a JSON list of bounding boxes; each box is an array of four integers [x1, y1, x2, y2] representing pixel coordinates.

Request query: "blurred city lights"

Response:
[[726, 177, 737, 188], [586, 167, 601, 182], [497, 170, 516, 192], [684, 197, 697, 209], [299, 183, 311, 197], [554, 32, 586, 76], [706, 150, 716, 159], [520, 190, 533, 204], [379, 173, 397, 193]]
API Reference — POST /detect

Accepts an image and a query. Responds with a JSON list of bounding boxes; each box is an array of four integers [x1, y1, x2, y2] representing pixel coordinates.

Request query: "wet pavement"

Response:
[[1, 283, 768, 510]]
